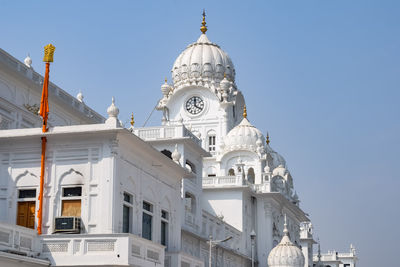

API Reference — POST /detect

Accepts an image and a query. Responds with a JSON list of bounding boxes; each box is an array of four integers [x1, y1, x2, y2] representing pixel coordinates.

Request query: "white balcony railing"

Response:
[[203, 176, 271, 193], [202, 176, 242, 187], [133, 125, 201, 146], [0, 222, 41, 256], [41, 233, 165, 267]]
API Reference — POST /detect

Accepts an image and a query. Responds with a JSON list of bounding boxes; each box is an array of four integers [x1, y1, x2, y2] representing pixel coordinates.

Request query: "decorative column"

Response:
[[256, 200, 273, 267]]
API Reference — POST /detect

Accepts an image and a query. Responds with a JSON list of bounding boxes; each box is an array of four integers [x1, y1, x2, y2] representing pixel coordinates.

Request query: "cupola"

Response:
[[223, 106, 265, 153], [171, 11, 236, 91], [267, 215, 305, 267]]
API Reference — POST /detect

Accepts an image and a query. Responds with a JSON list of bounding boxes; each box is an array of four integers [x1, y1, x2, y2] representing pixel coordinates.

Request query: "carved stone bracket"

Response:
[[24, 103, 40, 115]]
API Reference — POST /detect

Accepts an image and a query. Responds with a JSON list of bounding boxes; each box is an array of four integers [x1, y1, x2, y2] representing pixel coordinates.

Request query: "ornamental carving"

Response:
[[24, 103, 40, 115]]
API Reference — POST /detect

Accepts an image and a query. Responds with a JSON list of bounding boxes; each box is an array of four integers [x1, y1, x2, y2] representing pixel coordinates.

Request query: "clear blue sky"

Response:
[[2, 1, 399, 266]]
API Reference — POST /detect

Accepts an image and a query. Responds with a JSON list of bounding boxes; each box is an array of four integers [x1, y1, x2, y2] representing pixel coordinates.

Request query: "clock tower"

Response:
[[156, 15, 245, 155]]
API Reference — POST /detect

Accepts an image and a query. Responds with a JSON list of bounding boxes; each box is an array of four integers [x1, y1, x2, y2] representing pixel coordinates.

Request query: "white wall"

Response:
[[202, 189, 244, 231]]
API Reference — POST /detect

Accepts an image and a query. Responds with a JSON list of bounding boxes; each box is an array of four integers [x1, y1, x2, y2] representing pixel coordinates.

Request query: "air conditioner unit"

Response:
[[54, 217, 81, 233]]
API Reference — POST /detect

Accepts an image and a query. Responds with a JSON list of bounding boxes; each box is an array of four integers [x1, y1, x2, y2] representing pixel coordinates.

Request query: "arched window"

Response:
[[228, 168, 235, 176], [161, 149, 172, 159], [247, 168, 255, 184]]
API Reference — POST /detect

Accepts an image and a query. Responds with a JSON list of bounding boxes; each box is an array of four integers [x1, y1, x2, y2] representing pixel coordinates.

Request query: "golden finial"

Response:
[[165, 77, 167, 83], [266, 132, 270, 145], [200, 9, 207, 34], [130, 112, 135, 127], [243, 105, 247, 119], [43, 44, 55, 62], [224, 73, 226, 78]]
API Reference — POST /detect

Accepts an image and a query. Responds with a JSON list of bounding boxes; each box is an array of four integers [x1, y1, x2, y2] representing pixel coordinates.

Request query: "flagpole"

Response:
[[37, 44, 55, 235]]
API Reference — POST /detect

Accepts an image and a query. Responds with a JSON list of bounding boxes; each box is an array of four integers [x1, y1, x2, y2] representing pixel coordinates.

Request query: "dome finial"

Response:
[[130, 112, 135, 127], [267, 212, 305, 267], [283, 214, 289, 236], [200, 9, 207, 34], [165, 77, 167, 83], [243, 105, 247, 119], [266, 132, 270, 145]]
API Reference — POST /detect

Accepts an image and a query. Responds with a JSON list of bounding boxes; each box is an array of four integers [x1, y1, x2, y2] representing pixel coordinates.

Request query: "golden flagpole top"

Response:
[[243, 105, 247, 119], [200, 9, 207, 34], [43, 44, 55, 62], [130, 112, 135, 127]]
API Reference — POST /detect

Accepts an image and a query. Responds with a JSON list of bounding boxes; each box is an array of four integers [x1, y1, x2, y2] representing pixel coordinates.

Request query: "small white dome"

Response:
[[107, 97, 119, 118], [24, 55, 32, 68], [268, 216, 305, 267], [76, 91, 84, 102], [223, 118, 265, 153], [172, 33, 235, 90], [273, 164, 287, 177]]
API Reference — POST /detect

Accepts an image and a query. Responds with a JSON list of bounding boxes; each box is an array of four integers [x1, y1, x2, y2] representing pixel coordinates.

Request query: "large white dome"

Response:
[[171, 33, 236, 90], [268, 217, 305, 267], [223, 117, 265, 153]]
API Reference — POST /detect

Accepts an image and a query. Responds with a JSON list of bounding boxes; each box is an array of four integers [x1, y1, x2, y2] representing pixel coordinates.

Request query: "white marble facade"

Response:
[[0, 16, 357, 267]]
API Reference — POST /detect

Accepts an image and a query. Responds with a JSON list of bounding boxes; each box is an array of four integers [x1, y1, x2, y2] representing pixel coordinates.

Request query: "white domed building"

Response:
[[152, 12, 312, 267], [0, 11, 358, 267]]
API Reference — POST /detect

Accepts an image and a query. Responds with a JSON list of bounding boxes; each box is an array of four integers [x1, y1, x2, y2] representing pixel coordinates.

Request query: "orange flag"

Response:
[[37, 44, 54, 235], [39, 44, 55, 132], [39, 63, 50, 132]]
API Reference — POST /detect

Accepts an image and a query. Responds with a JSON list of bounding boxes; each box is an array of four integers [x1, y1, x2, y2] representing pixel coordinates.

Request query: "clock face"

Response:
[[185, 96, 204, 115]]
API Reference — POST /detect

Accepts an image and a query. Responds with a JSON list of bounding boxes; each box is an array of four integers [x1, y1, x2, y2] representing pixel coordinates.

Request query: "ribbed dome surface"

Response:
[[268, 219, 305, 267], [172, 34, 235, 90], [223, 118, 264, 153], [265, 144, 287, 168]]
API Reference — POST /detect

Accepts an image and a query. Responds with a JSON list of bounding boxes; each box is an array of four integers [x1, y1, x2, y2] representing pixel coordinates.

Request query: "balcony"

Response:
[[202, 176, 242, 187], [0, 222, 50, 266], [0, 222, 165, 267], [0, 222, 41, 256], [133, 125, 201, 146], [41, 233, 165, 267], [203, 176, 271, 193]]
